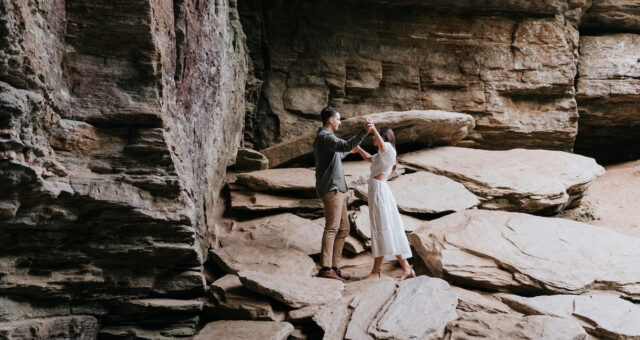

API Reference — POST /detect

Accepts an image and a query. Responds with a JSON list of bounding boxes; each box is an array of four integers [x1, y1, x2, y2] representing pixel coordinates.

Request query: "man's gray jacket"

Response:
[[314, 127, 367, 198]]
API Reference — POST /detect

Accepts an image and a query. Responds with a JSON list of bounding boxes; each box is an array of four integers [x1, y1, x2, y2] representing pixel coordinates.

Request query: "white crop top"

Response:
[[370, 142, 396, 177]]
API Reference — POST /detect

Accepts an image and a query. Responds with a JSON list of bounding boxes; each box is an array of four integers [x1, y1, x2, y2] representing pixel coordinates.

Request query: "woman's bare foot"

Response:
[[396, 268, 415, 282], [360, 271, 381, 280]]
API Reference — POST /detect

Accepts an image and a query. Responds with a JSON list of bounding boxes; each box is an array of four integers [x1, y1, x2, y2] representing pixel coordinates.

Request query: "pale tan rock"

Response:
[[236, 168, 315, 194], [583, 1, 640, 41], [500, 294, 640, 339], [368, 276, 458, 339], [217, 213, 323, 255], [287, 305, 323, 323], [230, 190, 323, 212], [0, 316, 99, 340], [261, 110, 475, 167], [312, 297, 354, 340], [408, 210, 640, 299], [194, 320, 293, 340], [355, 171, 479, 214], [400, 147, 605, 214], [344, 278, 397, 340], [451, 286, 514, 315], [344, 235, 366, 255], [446, 312, 588, 340], [238, 271, 345, 308], [209, 245, 316, 277], [211, 274, 284, 321]]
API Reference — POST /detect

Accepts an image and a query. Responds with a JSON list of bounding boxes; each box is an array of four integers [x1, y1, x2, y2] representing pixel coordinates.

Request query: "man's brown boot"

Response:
[[318, 269, 345, 282]]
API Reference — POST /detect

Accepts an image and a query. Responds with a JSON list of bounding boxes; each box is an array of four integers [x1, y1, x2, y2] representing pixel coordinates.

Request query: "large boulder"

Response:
[[216, 213, 323, 255], [238, 271, 345, 308], [408, 210, 640, 299], [194, 320, 293, 340], [574, 34, 640, 163], [235, 147, 270, 172], [261, 110, 475, 167], [355, 171, 479, 214], [236, 168, 316, 195], [344, 278, 397, 340], [210, 274, 285, 321], [368, 276, 458, 339], [209, 245, 316, 277], [500, 294, 640, 339], [230, 190, 323, 213], [400, 147, 605, 214], [446, 312, 588, 340]]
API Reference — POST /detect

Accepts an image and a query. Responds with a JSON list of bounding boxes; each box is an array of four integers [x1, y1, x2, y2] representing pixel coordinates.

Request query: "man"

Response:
[[314, 106, 371, 281]]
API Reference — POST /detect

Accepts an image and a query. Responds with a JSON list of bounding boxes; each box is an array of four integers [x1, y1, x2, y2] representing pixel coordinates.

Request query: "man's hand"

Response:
[[364, 118, 375, 132]]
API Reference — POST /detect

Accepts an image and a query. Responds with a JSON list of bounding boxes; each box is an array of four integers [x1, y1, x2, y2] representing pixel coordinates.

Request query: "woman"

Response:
[[352, 125, 415, 281]]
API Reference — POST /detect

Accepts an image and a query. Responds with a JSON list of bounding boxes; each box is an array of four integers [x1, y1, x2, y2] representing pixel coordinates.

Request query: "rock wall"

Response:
[[575, 0, 640, 163], [239, 0, 591, 152], [0, 0, 247, 338]]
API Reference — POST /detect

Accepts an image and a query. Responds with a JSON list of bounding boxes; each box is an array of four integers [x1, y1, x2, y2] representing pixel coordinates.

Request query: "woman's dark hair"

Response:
[[321, 106, 339, 126], [378, 127, 397, 173], [378, 127, 396, 149]]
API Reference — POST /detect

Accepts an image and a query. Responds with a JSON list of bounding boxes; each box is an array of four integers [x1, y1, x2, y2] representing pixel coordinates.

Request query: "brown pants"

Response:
[[320, 189, 350, 268]]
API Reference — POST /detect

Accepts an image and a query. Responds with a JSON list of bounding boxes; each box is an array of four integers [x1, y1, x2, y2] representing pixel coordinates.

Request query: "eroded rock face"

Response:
[[574, 33, 640, 163], [194, 320, 294, 340], [0, 0, 248, 336], [400, 147, 604, 214], [408, 210, 640, 299], [240, 0, 590, 152]]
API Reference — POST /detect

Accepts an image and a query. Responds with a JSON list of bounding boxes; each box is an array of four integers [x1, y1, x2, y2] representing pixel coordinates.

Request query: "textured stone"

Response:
[[235, 147, 269, 172], [238, 271, 345, 308], [344, 278, 397, 340], [355, 171, 479, 214], [260, 110, 475, 167], [446, 312, 588, 340], [500, 294, 640, 339], [344, 235, 366, 255], [241, 1, 588, 152], [230, 190, 323, 212], [409, 210, 640, 299], [400, 147, 605, 214], [368, 276, 458, 339], [211, 274, 284, 321], [582, 0, 640, 33], [0, 316, 99, 340], [236, 168, 316, 194], [216, 213, 323, 255], [575, 34, 640, 163], [312, 297, 354, 340], [210, 244, 316, 277], [452, 287, 515, 315], [194, 320, 293, 340]]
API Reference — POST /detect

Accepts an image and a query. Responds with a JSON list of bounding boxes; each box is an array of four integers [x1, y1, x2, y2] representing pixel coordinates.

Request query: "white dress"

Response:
[[368, 142, 412, 260]]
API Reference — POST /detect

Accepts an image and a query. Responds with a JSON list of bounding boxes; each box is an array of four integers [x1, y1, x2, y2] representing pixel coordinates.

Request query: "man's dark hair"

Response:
[[321, 106, 339, 126]]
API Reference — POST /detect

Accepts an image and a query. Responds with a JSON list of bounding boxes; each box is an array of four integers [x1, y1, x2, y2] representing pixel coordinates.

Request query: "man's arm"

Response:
[[323, 130, 367, 153]]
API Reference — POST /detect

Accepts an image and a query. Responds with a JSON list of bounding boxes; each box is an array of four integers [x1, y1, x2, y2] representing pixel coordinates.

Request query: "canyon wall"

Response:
[[240, 0, 592, 152], [0, 0, 247, 338]]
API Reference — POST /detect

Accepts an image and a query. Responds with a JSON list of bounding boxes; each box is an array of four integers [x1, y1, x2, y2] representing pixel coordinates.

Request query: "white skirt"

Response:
[[368, 178, 412, 260]]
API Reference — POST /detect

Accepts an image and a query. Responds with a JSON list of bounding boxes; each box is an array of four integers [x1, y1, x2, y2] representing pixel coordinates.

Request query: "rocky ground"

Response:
[[194, 109, 640, 339]]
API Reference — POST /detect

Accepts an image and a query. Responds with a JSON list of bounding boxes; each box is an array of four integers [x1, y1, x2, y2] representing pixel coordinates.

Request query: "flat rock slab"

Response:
[[355, 171, 479, 214], [236, 168, 316, 194], [500, 294, 640, 339], [452, 286, 514, 315], [210, 245, 316, 277], [368, 276, 458, 339], [211, 274, 284, 321], [217, 213, 323, 255], [239, 271, 345, 308], [345, 278, 397, 340], [408, 210, 640, 299], [262, 110, 475, 167], [400, 147, 605, 214], [194, 320, 293, 340], [0, 316, 99, 340], [230, 190, 323, 212], [312, 297, 354, 340], [446, 312, 588, 340]]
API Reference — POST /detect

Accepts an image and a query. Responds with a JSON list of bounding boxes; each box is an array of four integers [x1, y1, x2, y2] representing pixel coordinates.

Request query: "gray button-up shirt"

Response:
[[313, 127, 367, 198]]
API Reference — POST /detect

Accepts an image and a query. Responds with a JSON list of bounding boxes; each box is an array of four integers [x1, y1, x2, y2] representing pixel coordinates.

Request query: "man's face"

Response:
[[329, 112, 341, 130]]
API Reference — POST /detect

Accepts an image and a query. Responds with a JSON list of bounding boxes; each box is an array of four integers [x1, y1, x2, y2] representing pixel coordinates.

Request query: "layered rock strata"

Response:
[[0, 0, 247, 337]]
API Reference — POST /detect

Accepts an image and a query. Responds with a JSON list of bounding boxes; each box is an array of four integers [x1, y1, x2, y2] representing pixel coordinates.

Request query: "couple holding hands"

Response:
[[313, 106, 415, 282]]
